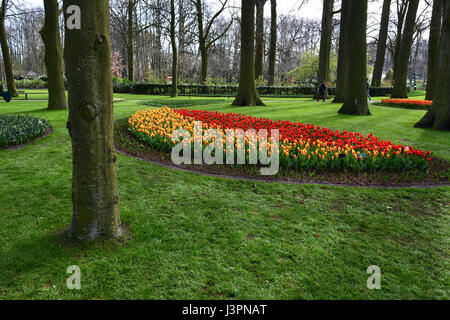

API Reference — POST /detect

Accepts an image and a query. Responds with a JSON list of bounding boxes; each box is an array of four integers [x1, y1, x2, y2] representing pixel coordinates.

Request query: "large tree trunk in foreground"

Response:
[[268, 0, 277, 86], [415, 1, 450, 130], [425, 0, 443, 101], [0, 0, 18, 97], [64, 0, 122, 241], [314, 0, 334, 100], [371, 0, 391, 87], [40, 0, 67, 110], [338, 0, 370, 116], [127, 0, 134, 81], [233, 0, 264, 106], [333, 0, 350, 103], [170, 0, 178, 97], [391, 0, 420, 98], [254, 0, 266, 80]]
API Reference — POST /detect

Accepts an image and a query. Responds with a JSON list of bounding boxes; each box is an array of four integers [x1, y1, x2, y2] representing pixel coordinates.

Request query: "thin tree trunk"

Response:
[[338, 0, 370, 116], [127, 0, 134, 81], [170, 0, 178, 97], [393, 0, 408, 79], [64, 0, 122, 241], [333, 0, 350, 103], [425, 0, 443, 100], [233, 0, 264, 106], [40, 0, 67, 110], [415, 1, 450, 130], [268, 0, 277, 86], [0, 0, 18, 97], [372, 0, 391, 87], [254, 0, 266, 80], [391, 0, 420, 98], [315, 0, 334, 100]]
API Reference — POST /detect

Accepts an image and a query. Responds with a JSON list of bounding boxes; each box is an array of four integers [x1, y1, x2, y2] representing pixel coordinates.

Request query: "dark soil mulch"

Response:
[[114, 119, 449, 188]]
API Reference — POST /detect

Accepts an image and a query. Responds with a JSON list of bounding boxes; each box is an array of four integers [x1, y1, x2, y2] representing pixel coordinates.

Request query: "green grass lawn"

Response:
[[0, 96, 448, 300]]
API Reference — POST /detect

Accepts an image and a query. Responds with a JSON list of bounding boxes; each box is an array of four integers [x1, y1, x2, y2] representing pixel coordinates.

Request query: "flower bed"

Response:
[[128, 107, 431, 173], [380, 99, 432, 110], [0, 114, 49, 148]]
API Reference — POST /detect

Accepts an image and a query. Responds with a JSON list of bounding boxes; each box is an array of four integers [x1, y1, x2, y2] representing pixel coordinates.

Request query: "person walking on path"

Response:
[[317, 81, 327, 102], [367, 79, 372, 103]]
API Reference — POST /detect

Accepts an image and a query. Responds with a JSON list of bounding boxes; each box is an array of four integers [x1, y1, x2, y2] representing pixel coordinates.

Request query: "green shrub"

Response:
[[0, 114, 49, 148]]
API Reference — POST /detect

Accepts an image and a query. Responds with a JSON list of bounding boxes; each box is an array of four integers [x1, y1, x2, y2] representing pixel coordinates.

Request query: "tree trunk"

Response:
[[315, 0, 334, 100], [268, 0, 277, 86], [371, 0, 391, 87], [391, 0, 420, 98], [333, 0, 350, 103], [393, 0, 408, 79], [127, 0, 134, 81], [338, 0, 370, 116], [415, 1, 450, 130], [200, 45, 208, 84], [64, 0, 122, 241], [254, 0, 266, 80], [40, 0, 67, 110], [233, 0, 264, 106], [170, 0, 178, 97], [0, 0, 18, 97], [425, 0, 443, 100]]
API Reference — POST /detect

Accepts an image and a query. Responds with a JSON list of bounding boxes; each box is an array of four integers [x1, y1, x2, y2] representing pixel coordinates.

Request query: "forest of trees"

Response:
[[0, 0, 434, 89]]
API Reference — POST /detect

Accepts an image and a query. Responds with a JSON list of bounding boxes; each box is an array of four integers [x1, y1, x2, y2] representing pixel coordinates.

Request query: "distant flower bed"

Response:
[[128, 107, 431, 173], [0, 114, 49, 148], [380, 99, 432, 110]]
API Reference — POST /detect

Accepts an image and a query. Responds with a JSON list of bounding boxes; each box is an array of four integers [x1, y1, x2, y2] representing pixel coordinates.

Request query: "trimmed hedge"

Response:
[[0, 114, 49, 147], [113, 81, 394, 97]]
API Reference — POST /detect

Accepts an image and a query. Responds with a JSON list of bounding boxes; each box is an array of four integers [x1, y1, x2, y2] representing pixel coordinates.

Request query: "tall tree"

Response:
[[191, 0, 233, 84], [0, 0, 18, 97], [425, 0, 443, 100], [371, 0, 391, 87], [127, 0, 136, 81], [64, 0, 123, 240], [338, 0, 370, 115], [415, 0, 450, 130], [391, 0, 420, 98], [333, 0, 350, 103], [233, 0, 264, 106], [392, 0, 408, 78], [267, 0, 277, 86], [254, 0, 267, 80], [315, 0, 334, 100], [40, 0, 67, 110], [170, 0, 178, 97]]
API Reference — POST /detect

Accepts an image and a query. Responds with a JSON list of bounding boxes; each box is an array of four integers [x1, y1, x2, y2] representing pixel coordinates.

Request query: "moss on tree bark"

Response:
[[233, 0, 264, 106], [40, 0, 67, 110], [0, 0, 18, 97], [64, 0, 122, 241], [425, 0, 443, 101], [338, 0, 371, 116], [415, 1, 450, 130]]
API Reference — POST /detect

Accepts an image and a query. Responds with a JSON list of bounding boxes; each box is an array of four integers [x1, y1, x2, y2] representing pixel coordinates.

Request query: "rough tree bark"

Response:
[[333, 0, 350, 103], [64, 0, 123, 241], [0, 0, 18, 97], [391, 0, 420, 98], [415, 1, 450, 130], [232, 0, 264, 106], [254, 0, 267, 80], [393, 0, 408, 78], [40, 0, 67, 110], [315, 0, 334, 100], [170, 0, 178, 97], [425, 0, 443, 100], [338, 0, 371, 116], [268, 0, 277, 86], [371, 0, 391, 87]]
